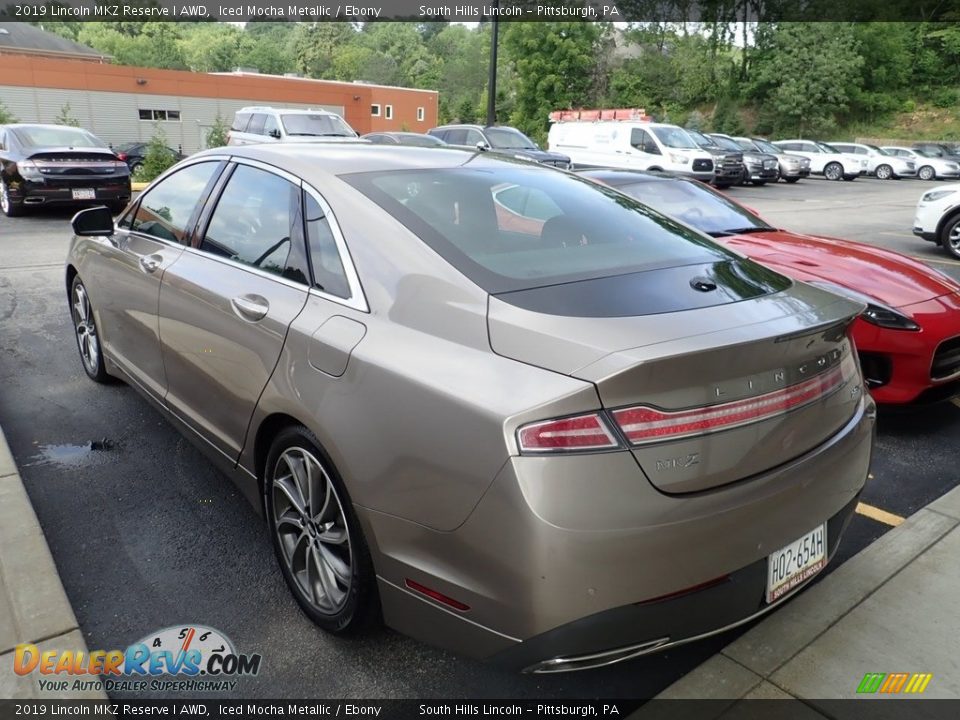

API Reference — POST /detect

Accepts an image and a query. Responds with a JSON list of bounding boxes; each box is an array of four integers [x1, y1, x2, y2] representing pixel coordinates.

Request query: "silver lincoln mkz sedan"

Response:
[[66, 145, 875, 673]]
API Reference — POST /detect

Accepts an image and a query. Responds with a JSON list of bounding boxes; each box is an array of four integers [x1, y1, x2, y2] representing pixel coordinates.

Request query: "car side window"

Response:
[[247, 114, 267, 136], [445, 129, 468, 145], [128, 162, 219, 243], [303, 191, 351, 299], [801, 142, 818, 153], [231, 113, 251, 132], [630, 128, 659, 154], [263, 114, 280, 139], [464, 129, 485, 146], [200, 165, 299, 279]]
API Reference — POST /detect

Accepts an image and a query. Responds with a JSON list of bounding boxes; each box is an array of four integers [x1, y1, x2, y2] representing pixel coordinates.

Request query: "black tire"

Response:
[[785, 177, 800, 184], [941, 214, 960, 260], [919, 165, 936, 181], [0, 179, 25, 217], [130, 161, 143, 175], [264, 425, 380, 635], [823, 162, 843, 181], [751, 180, 767, 186], [70, 276, 111, 383]]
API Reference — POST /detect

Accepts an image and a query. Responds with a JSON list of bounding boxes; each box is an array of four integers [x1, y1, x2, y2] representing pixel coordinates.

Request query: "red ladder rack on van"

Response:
[[549, 108, 652, 122]]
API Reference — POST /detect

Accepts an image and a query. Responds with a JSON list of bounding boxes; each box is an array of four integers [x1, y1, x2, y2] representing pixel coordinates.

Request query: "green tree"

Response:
[[54, 103, 81, 127], [0, 101, 17, 124], [502, 22, 605, 142], [206, 114, 229, 149], [749, 23, 864, 137], [178, 23, 241, 72], [136, 127, 177, 182]]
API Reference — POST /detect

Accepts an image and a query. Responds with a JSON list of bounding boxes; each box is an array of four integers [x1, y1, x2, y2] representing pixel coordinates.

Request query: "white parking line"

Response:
[[907, 255, 960, 267]]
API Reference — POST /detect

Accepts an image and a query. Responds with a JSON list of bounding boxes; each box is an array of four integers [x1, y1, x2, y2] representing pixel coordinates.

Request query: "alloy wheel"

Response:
[[919, 166, 935, 181], [824, 162, 842, 181], [72, 282, 101, 376], [271, 447, 353, 615], [875, 164, 892, 180], [947, 220, 960, 260]]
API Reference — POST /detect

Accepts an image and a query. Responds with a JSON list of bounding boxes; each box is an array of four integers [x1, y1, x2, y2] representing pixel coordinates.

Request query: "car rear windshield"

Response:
[[342, 164, 738, 294], [281, 113, 356, 137], [485, 127, 538, 150], [12, 126, 103, 148]]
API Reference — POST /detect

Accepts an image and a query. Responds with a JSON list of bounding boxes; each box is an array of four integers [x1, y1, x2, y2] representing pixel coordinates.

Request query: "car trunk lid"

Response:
[[489, 279, 866, 494]]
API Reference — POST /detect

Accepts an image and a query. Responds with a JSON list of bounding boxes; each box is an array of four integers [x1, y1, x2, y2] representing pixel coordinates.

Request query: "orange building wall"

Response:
[[0, 54, 438, 134]]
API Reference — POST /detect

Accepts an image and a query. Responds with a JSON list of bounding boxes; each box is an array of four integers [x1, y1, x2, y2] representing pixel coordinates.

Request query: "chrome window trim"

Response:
[[301, 183, 370, 314]]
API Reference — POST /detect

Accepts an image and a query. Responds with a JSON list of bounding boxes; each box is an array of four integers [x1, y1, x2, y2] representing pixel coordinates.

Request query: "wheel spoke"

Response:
[[317, 542, 351, 584], [274, 473, 308, 520], [309, 544, 339, 609], [317, 524, 348, 546]]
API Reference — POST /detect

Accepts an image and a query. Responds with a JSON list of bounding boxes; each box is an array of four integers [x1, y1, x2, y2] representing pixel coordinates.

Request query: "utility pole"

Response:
[[486, 1, 499, 126]]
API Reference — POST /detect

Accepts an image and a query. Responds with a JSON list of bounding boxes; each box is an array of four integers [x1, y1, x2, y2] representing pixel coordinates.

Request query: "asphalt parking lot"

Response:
[[0, 174, 958, 699]]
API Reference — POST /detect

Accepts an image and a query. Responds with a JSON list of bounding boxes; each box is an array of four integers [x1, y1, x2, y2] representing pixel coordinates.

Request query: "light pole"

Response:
[[486, 1, 499, 126]]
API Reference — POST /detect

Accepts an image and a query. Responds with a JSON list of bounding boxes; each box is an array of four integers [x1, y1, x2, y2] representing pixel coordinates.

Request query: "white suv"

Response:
[[227, 107, 358, 145], [773, 139, 867, 181], [914, 184, 960, 259], [829, 142, 916, 180]]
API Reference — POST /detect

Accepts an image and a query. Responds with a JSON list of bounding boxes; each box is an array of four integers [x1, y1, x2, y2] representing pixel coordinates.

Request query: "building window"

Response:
[[417, 107, 425, 122], [138, 109, 181, 121], [371, 104, 380, 117], [385, 105, 393, 120]]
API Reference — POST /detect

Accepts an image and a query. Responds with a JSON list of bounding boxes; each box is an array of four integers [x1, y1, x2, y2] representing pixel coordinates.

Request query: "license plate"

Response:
[[72, 189, 96, 200], [766, 523, 826, 603]]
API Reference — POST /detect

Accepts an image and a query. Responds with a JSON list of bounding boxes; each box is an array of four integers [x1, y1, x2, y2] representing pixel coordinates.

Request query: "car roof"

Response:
[[237, 106, 337, 116], [3, 123, 91, 131], [192, 143, 508, 176]]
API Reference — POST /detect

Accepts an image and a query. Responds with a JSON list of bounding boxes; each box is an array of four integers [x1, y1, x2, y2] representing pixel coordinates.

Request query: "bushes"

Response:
[[134, 128, 178, 183], [206, 114, 229, 149]]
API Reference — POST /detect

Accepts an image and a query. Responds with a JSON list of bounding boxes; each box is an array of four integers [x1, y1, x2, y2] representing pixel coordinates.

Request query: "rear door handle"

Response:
[[138, 255, 162, 274], [231, 294, 269, 321]]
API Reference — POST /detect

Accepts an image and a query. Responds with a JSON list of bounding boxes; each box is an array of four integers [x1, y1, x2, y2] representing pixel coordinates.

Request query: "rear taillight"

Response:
[[116, 153, 127, 161], [611, 360, 852, 446], [518, 413, 619, 453]]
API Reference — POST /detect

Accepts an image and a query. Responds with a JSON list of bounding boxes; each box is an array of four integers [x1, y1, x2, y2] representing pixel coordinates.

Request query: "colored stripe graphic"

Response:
[[858, 672, 932, 694], [857, 673, 885, 693]]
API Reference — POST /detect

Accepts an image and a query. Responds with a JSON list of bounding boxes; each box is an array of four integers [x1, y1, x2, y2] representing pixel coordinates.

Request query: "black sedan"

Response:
[[0, 124, 131, 217], [114, 141, 184, 174]]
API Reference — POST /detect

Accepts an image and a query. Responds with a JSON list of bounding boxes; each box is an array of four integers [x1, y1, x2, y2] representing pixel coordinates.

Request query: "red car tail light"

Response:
[[116, 153, 127, 161], [518, 413, 620, 453], [612, 361, 851, 446]]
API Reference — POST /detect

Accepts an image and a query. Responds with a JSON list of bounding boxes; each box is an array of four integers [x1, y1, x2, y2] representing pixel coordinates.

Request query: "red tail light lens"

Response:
[[518, 413, 620, 453], [612, 361, 852, 446], [116, 153, 127, 161]]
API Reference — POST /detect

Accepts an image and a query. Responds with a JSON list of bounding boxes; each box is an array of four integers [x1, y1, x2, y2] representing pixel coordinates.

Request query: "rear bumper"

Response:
[[364, 394, 876, 670], [9, 177, 131, 206]]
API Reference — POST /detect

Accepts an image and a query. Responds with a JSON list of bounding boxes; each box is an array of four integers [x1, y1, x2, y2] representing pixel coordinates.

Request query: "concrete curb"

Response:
[[650, 483, 960, 711], [0, 427, 106, 699], [130, 182, 149, 191]]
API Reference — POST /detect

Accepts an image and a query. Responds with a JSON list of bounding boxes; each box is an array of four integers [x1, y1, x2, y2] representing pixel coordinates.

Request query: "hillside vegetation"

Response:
[[29, 20, 960, 144]]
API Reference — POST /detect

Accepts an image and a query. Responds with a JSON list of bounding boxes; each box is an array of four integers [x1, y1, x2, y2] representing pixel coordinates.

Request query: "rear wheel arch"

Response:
[[253, 412, 306, 509], [66, 265, 78, 300]]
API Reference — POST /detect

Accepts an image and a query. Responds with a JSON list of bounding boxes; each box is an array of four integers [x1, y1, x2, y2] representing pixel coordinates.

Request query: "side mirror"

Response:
[[475, 141, 490, 152], [71, 206, 115, 236], [269, 129, 281, 139]]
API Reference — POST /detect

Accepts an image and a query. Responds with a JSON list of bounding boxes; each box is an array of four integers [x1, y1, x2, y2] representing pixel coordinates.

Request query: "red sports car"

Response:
[[576, 169, 960, 405]]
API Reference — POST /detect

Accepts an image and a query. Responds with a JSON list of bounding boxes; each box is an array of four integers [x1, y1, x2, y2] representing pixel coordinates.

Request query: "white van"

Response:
[[547, 119, 715, 181], [227, 106, 358, 146]]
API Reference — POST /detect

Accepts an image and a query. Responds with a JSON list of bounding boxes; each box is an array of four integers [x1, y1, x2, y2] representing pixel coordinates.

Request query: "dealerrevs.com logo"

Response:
[[14, 625, 262, 693]]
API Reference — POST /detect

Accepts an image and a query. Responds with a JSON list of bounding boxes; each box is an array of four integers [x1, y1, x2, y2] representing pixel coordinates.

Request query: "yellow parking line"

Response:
[[907, 255, 960, 267], [856, 502, 905, 527]]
